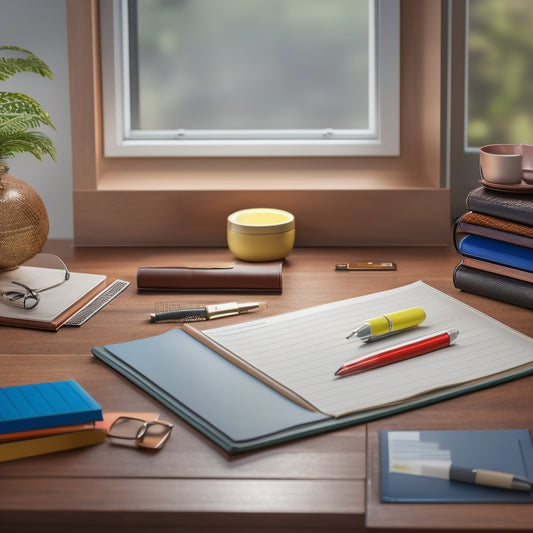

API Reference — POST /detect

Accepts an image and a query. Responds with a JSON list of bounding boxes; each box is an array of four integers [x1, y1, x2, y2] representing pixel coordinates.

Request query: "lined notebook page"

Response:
[[202, 281, 533, 418]]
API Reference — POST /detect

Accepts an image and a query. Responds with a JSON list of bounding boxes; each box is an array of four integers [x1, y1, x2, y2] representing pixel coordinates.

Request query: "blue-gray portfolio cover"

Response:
[[380, 429, 533, 503], [92, 329, 329, 453]]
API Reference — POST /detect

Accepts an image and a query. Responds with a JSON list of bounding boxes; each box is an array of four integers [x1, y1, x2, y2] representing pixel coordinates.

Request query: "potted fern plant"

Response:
[[0, 45, 57, 269]]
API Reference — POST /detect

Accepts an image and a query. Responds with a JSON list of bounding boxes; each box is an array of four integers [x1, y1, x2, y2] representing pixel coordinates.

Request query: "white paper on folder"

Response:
[[202, 281, 533, 417], [387, 431, 452, 477]]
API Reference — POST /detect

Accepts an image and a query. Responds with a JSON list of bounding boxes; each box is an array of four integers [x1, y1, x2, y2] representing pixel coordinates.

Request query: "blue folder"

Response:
[[458, 234, 533, 272], [380, 429, 533, 503]]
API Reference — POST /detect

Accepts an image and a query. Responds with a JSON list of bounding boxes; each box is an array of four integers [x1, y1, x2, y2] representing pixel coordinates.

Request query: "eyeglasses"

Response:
[[0, 253, 71, 309], [107, 416, 173, 450]]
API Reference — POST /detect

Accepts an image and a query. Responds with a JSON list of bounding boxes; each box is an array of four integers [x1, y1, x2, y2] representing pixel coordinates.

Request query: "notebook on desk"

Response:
[[380, 429, 533, 503], [0, 266, 107, 330], [91, 281, 533, 453]]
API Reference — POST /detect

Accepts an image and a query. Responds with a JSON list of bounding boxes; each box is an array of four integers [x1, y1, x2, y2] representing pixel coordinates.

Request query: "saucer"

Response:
[[479, 178, 533, 193]]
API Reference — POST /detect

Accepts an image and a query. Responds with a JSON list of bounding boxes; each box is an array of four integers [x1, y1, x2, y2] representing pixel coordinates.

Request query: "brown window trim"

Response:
[[67, 0, 450, 247]]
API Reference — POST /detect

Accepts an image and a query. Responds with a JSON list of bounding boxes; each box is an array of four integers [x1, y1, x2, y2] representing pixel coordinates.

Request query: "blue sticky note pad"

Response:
[[0, 379, 103, 434]]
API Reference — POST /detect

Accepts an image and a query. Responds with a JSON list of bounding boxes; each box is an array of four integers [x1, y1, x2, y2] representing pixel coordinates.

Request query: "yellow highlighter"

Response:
[[346, 307, 426, 342]]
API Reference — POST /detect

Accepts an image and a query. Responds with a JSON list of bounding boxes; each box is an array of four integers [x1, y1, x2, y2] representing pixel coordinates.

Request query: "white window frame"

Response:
[[100, 0, 399, 157]]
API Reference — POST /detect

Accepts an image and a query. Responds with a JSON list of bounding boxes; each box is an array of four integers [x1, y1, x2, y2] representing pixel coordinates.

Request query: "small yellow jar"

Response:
[[227, 208, 295, 262]]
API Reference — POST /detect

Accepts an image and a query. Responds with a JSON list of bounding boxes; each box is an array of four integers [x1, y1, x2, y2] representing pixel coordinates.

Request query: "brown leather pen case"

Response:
[[137, 262, 283, 293]]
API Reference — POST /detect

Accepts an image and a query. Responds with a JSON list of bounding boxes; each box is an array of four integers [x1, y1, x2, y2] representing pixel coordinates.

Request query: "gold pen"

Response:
[[149, 302, 263, 323]]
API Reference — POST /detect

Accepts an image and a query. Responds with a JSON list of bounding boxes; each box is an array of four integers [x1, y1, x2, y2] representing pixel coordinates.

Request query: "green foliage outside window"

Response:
[[468, 0, 533, 147]]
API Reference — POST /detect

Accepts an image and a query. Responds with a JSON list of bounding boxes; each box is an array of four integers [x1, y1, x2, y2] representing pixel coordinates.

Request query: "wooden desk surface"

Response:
[[1, 241, 532, 533]]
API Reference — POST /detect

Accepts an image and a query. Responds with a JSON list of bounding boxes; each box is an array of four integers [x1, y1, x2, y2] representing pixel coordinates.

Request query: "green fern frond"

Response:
[[0, 45, 56, 165], [0, 92, 55, 131], [0, 116, 36, 135], [0, 46, 53, 81], [0, 131, 56, 162]]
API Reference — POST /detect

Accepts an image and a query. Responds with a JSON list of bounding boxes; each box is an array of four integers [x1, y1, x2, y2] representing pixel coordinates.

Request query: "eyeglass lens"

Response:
[[139, 421, 173, 449], [1, 282, 39, 309], [108, 417, 145, 439]]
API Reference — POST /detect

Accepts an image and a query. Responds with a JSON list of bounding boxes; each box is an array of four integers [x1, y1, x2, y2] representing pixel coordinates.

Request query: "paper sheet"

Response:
[[202, 281, 533, 417]]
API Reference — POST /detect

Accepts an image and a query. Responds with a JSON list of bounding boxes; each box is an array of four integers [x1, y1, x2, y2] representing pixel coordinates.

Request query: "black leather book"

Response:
[[453, 264, 533, 310], [466, 187, 533, 226]]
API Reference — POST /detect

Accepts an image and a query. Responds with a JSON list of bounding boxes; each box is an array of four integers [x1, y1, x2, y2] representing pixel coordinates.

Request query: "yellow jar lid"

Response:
[[227, 208, 295, 235]]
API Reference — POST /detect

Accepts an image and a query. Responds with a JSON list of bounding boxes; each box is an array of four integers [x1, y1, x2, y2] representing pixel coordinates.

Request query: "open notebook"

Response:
[[92, 281, 533, 453]]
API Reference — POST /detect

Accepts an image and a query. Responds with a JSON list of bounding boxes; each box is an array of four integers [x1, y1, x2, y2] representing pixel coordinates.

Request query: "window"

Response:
[[447, 0, 533, 219], [100, 0, 399, 157], [466, 0, 533, 149]]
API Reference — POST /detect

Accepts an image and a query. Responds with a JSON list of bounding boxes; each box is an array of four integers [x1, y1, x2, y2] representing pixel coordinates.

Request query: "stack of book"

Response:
[[453, 186, 533, 309], [0, 379, 105, 462]]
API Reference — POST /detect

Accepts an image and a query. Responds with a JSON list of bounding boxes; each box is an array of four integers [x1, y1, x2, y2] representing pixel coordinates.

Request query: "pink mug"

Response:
[[480, 144, 533, 184]]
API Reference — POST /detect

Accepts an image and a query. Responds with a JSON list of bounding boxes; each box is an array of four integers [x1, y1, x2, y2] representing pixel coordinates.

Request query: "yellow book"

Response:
[[0, 427, 107, 463]]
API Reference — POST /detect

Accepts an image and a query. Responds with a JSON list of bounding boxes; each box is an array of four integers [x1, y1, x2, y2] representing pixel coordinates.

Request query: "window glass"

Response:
[[132, 0, 369, 132], [467, 0, 533, 148], [100, 0, 399, 156]]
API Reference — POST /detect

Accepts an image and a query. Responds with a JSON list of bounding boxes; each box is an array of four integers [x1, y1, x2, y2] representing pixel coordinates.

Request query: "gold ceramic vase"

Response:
[[0, 164, 49, 270]]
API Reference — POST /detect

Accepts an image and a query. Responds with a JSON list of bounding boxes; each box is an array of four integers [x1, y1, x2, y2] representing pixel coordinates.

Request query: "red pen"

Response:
[[335, 329, 459, 377]]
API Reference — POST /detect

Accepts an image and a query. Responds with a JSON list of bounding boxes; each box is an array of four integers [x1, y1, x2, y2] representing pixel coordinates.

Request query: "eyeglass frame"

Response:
[[107, 416, 174, 450], [0, 254, 71, 310]]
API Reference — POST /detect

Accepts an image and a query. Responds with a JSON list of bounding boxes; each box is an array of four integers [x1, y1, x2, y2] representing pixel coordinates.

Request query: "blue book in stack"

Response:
[[453, 186, 533, 309]]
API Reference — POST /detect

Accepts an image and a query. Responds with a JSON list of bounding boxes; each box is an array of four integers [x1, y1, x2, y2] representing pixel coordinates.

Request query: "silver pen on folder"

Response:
[[149, 302, 263, 323]]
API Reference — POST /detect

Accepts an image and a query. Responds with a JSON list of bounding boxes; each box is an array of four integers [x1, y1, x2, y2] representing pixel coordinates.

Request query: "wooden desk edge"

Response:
[[0, 478, 365, 533]]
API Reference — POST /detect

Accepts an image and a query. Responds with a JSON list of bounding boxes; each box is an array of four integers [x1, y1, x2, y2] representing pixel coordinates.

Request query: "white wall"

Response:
[[0, 0, 73, 239]]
